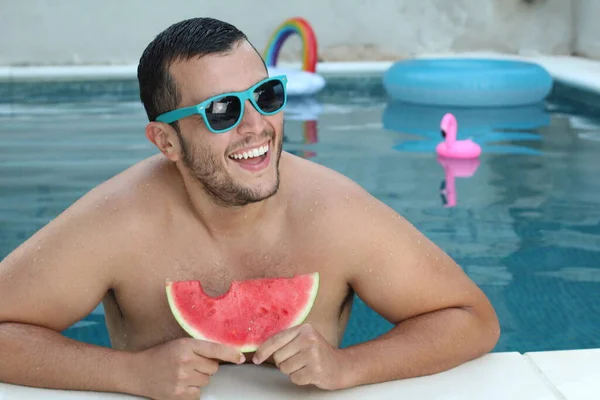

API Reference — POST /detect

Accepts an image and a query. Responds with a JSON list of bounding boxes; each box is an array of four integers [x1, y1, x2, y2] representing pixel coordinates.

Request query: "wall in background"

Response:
[[575, 0, 600, 59], [0, 0, 588, 66]]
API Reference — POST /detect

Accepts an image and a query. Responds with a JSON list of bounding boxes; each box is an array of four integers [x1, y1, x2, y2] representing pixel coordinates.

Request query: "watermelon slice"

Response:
[[165, 272, 320, 353]]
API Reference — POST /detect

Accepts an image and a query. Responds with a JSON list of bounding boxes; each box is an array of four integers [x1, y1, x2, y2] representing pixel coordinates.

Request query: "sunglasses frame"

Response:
[[155, 75, 288, 133]]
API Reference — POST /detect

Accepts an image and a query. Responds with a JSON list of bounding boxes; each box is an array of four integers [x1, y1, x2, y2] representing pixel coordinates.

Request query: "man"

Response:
[[0, 17, 499, 400]]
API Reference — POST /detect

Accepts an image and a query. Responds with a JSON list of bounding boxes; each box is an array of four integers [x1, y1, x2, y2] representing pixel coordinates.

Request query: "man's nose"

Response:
[[236, 100, 266, 135]]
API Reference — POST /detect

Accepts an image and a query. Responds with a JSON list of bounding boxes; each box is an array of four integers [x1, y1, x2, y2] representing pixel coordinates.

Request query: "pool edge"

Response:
[[1, 53, 599, 96]]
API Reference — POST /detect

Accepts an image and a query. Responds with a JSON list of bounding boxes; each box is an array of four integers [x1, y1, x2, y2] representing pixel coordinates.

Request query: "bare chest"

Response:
[[106, 239, 351, 351]]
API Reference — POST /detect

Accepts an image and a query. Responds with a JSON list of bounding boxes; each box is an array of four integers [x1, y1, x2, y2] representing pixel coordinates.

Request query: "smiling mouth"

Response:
[[227, 141, 271, 171]]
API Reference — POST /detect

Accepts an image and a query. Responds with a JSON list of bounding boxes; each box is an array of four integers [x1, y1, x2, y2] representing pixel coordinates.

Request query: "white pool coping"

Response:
[[1, 53, 599, 398], [0, 349, 598, 399], [1, 52, 600, 96]]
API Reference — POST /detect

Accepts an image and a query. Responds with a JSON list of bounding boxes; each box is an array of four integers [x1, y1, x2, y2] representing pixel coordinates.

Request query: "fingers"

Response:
[[271, 337, 302, 367], [188, 370, 211, 387], [253, 326, 301, 364], [174, 363, 210, 391], [278, 352, 306, 375], [180, 386, 202, 400], [192, 340, 245, 364], [290, 367, 313, 386], [192, 357, 219, 376]]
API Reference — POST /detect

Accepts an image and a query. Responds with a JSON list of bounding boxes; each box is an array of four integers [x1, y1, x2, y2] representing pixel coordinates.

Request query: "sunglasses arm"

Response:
[[155, 105, 204, 124]]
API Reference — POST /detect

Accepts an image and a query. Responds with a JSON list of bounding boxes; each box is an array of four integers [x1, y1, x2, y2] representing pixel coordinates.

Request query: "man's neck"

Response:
[[180, 173, 280, 239]]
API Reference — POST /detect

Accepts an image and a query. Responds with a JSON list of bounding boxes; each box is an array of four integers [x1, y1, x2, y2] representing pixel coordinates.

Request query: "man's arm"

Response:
[[0, 192, 142, 395], [338, 187, 500, 387]]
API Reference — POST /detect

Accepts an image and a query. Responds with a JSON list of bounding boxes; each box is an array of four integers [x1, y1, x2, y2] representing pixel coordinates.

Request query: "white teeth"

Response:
[[230, 143, 269, 160]]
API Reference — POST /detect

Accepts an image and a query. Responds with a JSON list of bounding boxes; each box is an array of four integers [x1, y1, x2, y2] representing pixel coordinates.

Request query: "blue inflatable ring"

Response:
[[383, 58, 554, 107]]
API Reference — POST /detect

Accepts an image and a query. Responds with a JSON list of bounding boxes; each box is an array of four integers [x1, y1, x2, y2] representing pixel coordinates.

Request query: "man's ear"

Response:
[[145, 122, 182, 162]]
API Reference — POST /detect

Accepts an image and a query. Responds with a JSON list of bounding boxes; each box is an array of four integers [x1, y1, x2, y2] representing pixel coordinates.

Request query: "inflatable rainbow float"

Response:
[[263, 17, 326, 97]]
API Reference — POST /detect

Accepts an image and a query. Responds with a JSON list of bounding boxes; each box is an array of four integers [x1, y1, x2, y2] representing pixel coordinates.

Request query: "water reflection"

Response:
[[383, 101, 550, 155], [283, 97, 323, 159], [284, 97, 324, 121], [438, 157, 480, 208]]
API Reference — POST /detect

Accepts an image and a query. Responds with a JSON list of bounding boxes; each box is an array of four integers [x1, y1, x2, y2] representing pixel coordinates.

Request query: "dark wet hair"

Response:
[[137, 17, 261, 130]]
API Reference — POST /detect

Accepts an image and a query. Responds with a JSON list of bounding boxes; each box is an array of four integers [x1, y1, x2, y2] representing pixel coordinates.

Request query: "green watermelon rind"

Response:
[[166, 283, 212, 343], [165, 272, 320, 353]]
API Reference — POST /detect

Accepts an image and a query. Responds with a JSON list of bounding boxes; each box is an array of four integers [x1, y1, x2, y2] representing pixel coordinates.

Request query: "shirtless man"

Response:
[[0, 17, 500, 400]]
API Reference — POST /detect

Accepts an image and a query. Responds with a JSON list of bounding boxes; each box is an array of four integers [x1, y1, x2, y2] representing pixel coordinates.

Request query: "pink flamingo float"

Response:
[[436, 113, 481, 159]]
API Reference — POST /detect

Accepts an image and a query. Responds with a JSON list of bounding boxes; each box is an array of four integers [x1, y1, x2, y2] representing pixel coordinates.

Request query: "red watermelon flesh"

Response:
[[165, 272, 319, 353]]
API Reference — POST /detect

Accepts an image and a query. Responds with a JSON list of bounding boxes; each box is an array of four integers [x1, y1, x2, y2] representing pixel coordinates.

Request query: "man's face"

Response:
[[167, 40, 285, 207]]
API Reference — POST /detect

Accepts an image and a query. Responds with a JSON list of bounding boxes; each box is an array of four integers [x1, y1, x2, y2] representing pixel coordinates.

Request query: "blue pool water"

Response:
[[1, 77, 600, 353]]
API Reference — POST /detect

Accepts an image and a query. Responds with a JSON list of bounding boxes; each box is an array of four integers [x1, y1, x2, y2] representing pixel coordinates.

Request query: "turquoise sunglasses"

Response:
[[155, 75, 288, 133]]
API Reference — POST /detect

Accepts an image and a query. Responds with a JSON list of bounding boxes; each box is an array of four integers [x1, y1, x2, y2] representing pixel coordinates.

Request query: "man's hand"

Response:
[[133, 337, 246, 400], [253, 324, 348, 390]]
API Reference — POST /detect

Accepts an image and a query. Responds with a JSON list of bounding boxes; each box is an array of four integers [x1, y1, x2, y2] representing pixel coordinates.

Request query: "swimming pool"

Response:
[[1, 75, 599, 354]]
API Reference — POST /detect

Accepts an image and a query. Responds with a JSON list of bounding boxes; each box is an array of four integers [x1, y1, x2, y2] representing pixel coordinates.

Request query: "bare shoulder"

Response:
[[280, 152, 436, 276], [32, 154, 173, 257], [0, 154, 177, 330], [1, 154, 175, 276], [281, 152, 399, 228], [281, 152, 366, 199], [278, 154, 491, 326]]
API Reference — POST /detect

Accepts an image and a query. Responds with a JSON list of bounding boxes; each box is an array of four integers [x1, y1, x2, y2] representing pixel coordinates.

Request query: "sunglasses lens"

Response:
[[254, 79, 285, 113], [205, 96, 242, 131]]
